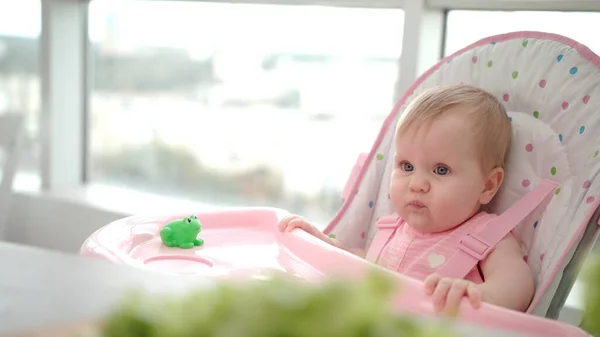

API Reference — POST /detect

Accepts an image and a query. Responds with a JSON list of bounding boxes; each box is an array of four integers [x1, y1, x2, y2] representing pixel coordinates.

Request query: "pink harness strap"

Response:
[[365, 214, 400, 263], [366, 180, 558, 280], [437, 180, 558, 279]]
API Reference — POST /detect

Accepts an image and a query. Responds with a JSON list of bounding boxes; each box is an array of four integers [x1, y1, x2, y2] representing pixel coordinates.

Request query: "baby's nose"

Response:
[[409, 175, 430, 192]]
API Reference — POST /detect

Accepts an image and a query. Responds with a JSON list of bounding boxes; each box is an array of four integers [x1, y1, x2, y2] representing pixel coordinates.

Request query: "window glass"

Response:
[[0, 0, 41, 176], [88, 1, 403, 225], [445, 10, 600, 56]]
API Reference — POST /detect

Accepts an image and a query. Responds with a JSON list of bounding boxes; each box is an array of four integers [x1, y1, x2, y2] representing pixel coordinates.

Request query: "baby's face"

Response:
[[389, 108, 490, 233]]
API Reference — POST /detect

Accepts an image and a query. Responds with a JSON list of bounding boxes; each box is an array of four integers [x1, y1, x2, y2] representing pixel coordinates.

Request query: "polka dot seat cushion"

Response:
[[323, 32, 600, 318]]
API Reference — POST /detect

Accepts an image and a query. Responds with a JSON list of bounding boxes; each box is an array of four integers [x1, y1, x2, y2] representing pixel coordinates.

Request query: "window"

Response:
[[444, 11, 600, 57], [88, 1, 403, 225], [0, 0, 41, 175]]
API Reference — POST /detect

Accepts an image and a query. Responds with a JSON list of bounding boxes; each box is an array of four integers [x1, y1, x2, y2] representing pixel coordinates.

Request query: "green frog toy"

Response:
[[159, 214, 204, 249]]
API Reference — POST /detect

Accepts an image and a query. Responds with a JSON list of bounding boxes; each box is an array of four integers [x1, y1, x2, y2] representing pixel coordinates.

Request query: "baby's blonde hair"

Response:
[[396, 84, 512, 172]]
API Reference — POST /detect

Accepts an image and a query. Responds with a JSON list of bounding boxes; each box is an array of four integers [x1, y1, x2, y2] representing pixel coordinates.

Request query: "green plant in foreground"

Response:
[[101, 272, 454, 337], [583, 252, 600, 336]]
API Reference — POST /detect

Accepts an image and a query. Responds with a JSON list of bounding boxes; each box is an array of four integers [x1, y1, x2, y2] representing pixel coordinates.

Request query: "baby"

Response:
[[278, 84, 534, 315]]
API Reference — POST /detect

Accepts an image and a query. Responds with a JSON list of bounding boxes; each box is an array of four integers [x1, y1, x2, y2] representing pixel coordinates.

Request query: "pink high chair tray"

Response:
[[80, 207, 589, 337], [81, 207, 327, 280]]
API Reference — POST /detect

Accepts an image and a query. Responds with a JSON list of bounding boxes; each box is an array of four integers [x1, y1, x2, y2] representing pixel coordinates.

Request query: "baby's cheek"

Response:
[[449, 192, 479, 219], [434, 193, 470, 223], [389, 181, 404, 209]]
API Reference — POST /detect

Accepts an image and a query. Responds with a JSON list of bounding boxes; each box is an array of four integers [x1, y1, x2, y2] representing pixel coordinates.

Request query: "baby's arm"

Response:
[[346, 248, 366, 258], [278, 215, 366, 258], [307, 233, 366, 258], [477, 233, 535, 312], [325, 235, 366, 257]]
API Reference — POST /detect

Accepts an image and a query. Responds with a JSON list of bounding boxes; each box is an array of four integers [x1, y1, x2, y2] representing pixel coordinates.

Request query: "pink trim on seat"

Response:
[[341, 153, 368, 200]]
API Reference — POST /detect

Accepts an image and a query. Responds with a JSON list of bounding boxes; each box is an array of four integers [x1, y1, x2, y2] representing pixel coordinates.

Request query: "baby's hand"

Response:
[[277, 215, 327, 241], [277, 215, 353, 253], [423, 273, 482, 315]]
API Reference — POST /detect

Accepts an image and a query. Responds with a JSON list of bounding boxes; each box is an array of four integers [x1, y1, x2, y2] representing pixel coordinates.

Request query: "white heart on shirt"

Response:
[[427, 252, 446, 268]]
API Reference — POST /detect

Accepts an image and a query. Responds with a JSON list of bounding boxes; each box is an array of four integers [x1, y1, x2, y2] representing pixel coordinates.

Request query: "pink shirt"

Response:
[[377, 211, 498, 284]]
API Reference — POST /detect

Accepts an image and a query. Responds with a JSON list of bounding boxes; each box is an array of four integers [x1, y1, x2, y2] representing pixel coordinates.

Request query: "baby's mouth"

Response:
[[407, 200, 426, 209]]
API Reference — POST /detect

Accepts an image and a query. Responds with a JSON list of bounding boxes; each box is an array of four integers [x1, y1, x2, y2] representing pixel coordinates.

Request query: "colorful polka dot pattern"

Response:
[[470, 41, 598, 219]]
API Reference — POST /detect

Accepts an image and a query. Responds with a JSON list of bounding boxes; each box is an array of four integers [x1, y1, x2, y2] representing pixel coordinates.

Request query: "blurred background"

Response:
[[0, 0, 598, 328], [1, 0, 599, 246]]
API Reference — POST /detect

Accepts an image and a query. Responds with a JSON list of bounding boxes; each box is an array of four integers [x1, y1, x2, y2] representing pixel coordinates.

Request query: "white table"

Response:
[[0, 242, 583, 337], [0, 242, 208, 334]]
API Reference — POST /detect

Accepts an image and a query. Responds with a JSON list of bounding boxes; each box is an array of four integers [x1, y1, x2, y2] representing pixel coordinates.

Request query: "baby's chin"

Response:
[[402, 213, 452, 234], [402, 214, 432, 231], [407, 222, 454, 235]]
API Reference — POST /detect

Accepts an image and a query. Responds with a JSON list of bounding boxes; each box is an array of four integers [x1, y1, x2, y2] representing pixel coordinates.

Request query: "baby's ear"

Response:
[[480, 167, 504, 205]]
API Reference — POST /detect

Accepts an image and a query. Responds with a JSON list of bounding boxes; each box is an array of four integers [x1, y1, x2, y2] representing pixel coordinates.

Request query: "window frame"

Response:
[[429, 0, 600, 11], [37, 0, 600, 192]]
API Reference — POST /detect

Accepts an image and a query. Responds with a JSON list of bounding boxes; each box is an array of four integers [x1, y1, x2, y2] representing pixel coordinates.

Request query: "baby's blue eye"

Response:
[[401, 162, 414, 172], [434, 166, 449, 175]]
